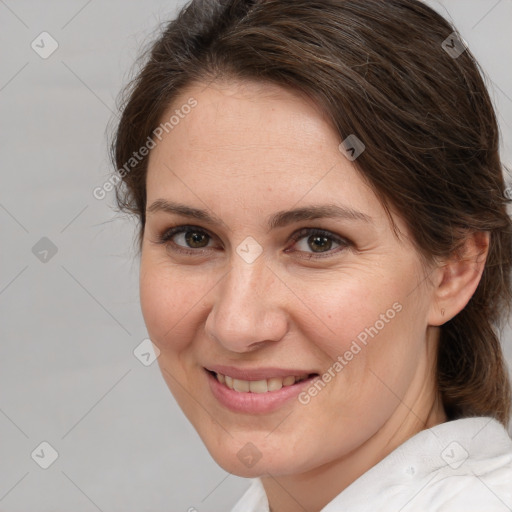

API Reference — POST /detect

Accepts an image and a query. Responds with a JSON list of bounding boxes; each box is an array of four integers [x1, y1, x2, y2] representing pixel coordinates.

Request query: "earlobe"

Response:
[[427, 231, 490, 326]]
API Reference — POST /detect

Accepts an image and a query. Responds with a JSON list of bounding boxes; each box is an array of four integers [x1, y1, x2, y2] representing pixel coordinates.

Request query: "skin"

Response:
[[139, 79, 489, 512]]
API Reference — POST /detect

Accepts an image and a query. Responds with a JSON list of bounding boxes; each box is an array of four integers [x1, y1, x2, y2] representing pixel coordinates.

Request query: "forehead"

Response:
[[150, 82, 352, 182], [144, 79, 395, 234], [166, 80, 336, 158]]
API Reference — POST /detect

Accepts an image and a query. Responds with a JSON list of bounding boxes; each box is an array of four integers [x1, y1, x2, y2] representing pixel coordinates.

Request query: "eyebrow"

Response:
[[146, 199, 373, 231]]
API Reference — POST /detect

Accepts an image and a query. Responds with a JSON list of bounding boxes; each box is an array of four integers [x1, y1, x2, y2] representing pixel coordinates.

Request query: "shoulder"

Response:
[[228, 418, 512, 512], [411, 417, 512, 511], [322, 417, 512, 512]]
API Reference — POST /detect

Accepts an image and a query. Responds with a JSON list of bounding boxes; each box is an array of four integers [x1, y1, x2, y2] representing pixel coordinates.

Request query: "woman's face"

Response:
[[140, 79, 440, 477]]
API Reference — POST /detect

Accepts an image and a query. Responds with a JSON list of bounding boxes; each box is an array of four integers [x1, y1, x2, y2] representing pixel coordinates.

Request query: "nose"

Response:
[[204, 257, 289, 353]]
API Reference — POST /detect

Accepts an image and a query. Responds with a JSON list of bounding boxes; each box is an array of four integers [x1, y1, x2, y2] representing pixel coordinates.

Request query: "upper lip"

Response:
[[204, 364, 317, 381]]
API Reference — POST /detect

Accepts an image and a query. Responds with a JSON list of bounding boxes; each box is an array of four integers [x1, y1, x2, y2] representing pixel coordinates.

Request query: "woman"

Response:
[[110, 0, 512, 510]]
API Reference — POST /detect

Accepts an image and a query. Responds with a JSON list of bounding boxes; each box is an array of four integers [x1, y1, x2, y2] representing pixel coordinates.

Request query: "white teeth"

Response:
[[233, 379, 250, 392], [267, 377, 283, 391], [249, 379, 268, 393], [282, 375, 296, 386], [214, 372, 310, 393]]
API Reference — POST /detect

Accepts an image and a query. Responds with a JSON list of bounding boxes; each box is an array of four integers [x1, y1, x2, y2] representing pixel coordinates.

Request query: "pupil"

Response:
[[310, 235, 331, 252], [186, 231, 208, 248]]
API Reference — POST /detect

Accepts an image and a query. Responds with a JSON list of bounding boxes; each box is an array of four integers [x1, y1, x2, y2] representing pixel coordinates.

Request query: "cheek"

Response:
[[295, 262, 424, 403], [293, 266, 405, 357], [139, 256, 205, 352]]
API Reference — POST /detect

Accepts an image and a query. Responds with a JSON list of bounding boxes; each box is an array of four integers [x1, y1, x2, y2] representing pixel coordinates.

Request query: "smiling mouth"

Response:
[[206, 369, 319, 393]]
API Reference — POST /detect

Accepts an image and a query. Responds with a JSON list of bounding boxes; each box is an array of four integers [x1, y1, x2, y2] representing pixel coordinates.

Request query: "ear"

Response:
[[427, 231, 490, 326]]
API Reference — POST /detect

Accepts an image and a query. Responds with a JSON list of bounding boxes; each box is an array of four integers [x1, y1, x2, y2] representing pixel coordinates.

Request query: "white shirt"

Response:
[[230, 416, 512, 511]]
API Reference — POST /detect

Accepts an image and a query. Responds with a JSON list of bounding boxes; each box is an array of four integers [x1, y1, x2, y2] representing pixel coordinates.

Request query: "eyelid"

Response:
[[157, 224, 217, 243], [154, 224, 351, 258], [286, 227, 350, 259], [155, 224, 217, 254]]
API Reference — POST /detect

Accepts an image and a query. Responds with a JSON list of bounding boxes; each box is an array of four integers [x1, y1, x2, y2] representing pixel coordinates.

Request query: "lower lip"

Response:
[[205, 369, 318, 414]]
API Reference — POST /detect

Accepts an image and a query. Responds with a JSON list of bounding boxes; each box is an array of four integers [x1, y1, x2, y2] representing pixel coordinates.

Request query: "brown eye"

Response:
[[184, 230, 210, 248], [287, 228, 350, 259], [308, 234, 333, 253], [156, 225, 215, 255]]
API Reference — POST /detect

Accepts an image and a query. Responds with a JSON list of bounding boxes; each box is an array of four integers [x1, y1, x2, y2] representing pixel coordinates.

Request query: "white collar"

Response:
[[230, 416, 512, 512]]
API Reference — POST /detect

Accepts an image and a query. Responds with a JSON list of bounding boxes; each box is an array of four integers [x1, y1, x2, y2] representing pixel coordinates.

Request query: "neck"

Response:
[[261, 331, 447, 512], [262, 397, 446, 512]]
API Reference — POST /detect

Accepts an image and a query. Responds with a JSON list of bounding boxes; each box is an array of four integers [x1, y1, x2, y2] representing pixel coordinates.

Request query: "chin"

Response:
[[213, 454, 285, 478], [203, 436, 307, 478]]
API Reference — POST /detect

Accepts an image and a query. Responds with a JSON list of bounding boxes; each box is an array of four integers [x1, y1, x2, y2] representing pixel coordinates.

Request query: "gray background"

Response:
[[1, 1, 511, 511]]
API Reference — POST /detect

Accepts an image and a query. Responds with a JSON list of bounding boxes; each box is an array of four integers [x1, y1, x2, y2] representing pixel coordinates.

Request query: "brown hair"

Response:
[[110, 0, 512, 426]]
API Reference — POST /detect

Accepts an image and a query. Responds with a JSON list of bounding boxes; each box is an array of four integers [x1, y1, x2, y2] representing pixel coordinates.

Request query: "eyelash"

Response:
[[154, 225, 351, 260]]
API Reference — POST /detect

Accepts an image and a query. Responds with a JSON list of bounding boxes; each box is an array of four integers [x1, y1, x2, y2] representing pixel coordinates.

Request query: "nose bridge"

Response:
[[205, 255, 288, 350], [226, 262, 265, 313]]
